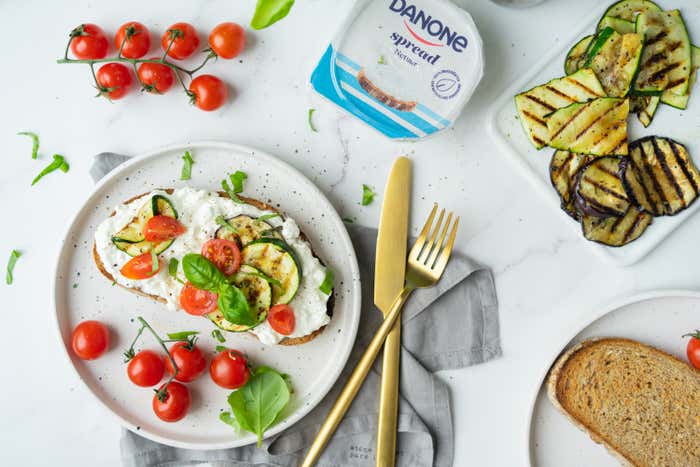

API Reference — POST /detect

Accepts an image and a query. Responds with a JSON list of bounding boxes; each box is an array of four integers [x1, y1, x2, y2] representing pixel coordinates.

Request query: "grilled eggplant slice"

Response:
[[547, 98, 629, 156], [112, 195, 178, 256], [634, 10, 692, 96], [586, 28, 643, 97], [575, 157, 630, 217], [215, 214, 282, 247], [550, 150, 595, 219], [241, 238, 301, 305], [626, 137, 700, 216], [660, 45, 700, 110], [597, 16, 635, 34], [206, 265, 272, 332], [581, 207, 653, 247], [515, 69, 605, 149], [565, 35, 594, 75], [599, 0, 661, 23]]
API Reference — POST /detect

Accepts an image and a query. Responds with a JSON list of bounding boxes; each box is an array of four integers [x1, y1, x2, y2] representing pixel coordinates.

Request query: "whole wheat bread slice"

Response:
[[93, 189, 333, 346], [547, 337, 700, 466]]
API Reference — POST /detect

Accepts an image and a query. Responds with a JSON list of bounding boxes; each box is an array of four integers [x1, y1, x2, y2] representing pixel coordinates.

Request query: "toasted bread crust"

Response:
[[93, 189, 333, 345]]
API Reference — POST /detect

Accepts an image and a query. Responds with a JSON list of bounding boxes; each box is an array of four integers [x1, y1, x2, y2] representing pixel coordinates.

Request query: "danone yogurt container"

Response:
[[311, 0, 484, 140]]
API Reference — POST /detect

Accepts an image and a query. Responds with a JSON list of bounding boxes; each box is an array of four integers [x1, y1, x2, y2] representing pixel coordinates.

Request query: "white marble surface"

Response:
[[1, 0, 698, 465]]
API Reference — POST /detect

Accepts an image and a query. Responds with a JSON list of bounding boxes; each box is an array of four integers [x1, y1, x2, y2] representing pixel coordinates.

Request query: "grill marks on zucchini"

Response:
[[575, 157, 630, 217], [215, 215, 282, 247], [112, 195, 178, 256], [587, 29, 643, 97], [241, 239, 301, 305], [550, 151, 594, 219], [581, 207, 653, 247]]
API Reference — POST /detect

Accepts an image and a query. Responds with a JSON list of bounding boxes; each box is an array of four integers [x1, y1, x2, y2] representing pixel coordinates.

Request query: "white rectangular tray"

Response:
[[488, 3, 700, 266]]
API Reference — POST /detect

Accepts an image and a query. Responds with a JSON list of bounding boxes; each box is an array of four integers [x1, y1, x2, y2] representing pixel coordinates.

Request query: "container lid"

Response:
[[311, 0, 484, 140]]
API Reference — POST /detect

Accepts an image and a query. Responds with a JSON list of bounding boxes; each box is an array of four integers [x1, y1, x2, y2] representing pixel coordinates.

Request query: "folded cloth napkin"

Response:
[[91, 152, 502, 467]]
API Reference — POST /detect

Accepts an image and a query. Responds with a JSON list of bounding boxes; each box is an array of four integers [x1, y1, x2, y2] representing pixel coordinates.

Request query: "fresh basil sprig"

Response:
[[182, 253, 226, 291]]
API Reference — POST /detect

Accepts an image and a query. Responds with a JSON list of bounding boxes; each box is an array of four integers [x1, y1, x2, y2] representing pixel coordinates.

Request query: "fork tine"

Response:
[[409, 203, 438, 260], [427, 211, 453, 267], [432, 216, 459, 273], [418, 208, 445, 263]]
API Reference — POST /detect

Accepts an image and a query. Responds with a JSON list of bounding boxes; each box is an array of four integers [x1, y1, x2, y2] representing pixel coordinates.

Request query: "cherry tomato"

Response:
[[685, 331, 700, 370], [210, 349, 250, 389], [120, 252, 161, 280], [209, 22, 246, 59], [165, 341, 207, 382], [96, 63, 133, 100], [152, 381, 190, 422], [161, 22, 199, 60], [188, 75, 228, 111], [127, 350, 165, 387], [71, 320, 110, 360], [268, 304, 295, 336], [115, 22, 150, 59], [70, 24, 109, 59], [143, 215, 186, 241], [201, 239, 240, 275], [179, 283, 218, 315], [137, 60, 175, 94]]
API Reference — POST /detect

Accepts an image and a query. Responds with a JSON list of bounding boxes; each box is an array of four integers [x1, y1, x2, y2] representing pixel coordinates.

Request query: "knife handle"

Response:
[[377, 321, 401, 467]]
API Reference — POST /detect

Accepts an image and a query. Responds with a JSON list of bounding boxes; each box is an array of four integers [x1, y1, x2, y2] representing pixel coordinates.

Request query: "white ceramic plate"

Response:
[[488, 3, 700, 266], [528, 290, 700, 466], [51, 141, 362, 449]]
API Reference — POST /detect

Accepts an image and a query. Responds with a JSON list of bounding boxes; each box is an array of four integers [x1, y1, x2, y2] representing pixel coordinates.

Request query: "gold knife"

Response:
[[374, 157, 411, 467]]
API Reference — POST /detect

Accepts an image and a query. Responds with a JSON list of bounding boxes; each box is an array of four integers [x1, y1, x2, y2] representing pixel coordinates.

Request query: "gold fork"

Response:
[[301, 204, 459, 467]]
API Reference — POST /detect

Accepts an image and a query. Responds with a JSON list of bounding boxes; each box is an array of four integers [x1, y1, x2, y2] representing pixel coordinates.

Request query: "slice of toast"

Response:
[[547, 337, 700, 466], [93, 189, 333, 346]]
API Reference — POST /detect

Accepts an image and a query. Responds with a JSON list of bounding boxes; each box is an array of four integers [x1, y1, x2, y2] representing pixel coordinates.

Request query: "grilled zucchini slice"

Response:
[[660, 46, 700, 110], [634, 10, 692, 96], [626, 137, 700, 216], [575, 157, 630, 217], [215, 214, 282, 247], [587, 29, 643, 97], [581, 207, 653, 247], [599, 0, 661, 22], [565, 36, 594, 75], [515, 69, 605, 149], [112, 195, 178, 256], [547, 98, 629, 156], [597, 17, 635, 34], [206, 265, 272, 332], [241, 238, 301, 305], [632, 95, 660, 127], [550, 150, 594, 219]]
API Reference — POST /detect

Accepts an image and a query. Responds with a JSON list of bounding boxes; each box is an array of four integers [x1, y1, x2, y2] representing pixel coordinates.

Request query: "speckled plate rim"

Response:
[[50, 141, 362, 450], [524, 289, 700, 466]]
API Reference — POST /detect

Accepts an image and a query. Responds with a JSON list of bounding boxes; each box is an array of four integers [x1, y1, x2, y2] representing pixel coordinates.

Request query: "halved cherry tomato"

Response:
[[201, 239, 240, 275], [153, 381, 190, 422], [189, 75, 228, 111], [268, 304, 295, 336], [70, 24, 109, 59], [143, 215, 186, 242], [137, 60, 175, 94], [120, 252, 161, 280], [96, 63, 133, 100], [115, 22, 150, 59], [161, 22, 199, 60], [165, 341, 206, 382], [209, 22, 246, 59], [72, 320, 110, 360], [127, 350, 165, 387], [685, 331, 700, 370], [210, 348, 250, 389], [179, 282, 218, 315]]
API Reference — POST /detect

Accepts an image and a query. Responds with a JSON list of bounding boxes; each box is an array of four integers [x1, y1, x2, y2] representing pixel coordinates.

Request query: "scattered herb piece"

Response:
[[378, 55, 386, 65], [150, 250, 159, 274], [216, 345, 228, 353], [17, 132, 39, 159], [215, 215, 238, 233], [220, 411, 238, 428], [31, 154, 69, 186], [73, 283, 79, 289], [168, 258, 179, 277], [319, 269, 334, 295], [181, 151, 194, 180], [248, 269, 282, 288], [308, 108, 318, 132], [212, 329, 226, 343], [342, 217, 354, 224], [250, 0, 295, 30], [361, 184, 375, 206], [261, 225, 283, 237], [221, 171, 247, 204], [6, 250, 21, 285], [167, 331, 199, 340], [258, 213, 280, 222]]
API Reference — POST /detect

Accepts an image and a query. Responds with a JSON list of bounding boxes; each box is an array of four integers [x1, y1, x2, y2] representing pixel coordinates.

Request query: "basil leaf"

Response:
[[250, 0, 295, 30], [6, 249, 21, 285], [17, 131, 39, 159], [167, 331, 199, 340], [218, 283, 257, 326], [168, 258, 179, 277], [319, 269, 334, 295], [215, 215, 238, 233], [226, 370, 291, 446], [212, 329, 226, 343], [308, 108, 317, 132], [181, 150, 194, 180], [361, 184, 375, 206], [182, 253, 225, 291], [221, 171, 247, 204], [257, 213, 279, 222], [32, 154, 69, 186]]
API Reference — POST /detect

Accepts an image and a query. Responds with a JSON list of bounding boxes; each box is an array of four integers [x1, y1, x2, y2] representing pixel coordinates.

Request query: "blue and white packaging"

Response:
[[311, 0, 484, 140]]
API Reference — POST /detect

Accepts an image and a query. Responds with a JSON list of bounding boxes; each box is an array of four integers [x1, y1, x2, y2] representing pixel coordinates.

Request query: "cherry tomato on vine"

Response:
[[684, 331, 700, 370], [96, 63, 133, 100], [152, 381, 190, 422], [115, 22, 151, 59], [70, 24, 109, 59], [120, 252, 161, 280], [268, 304, 295, 335], [165, 341, 207, 382], [72, 320, 110, 360], [189, 75, 228, 111], [201, 239, 240, 275], [143, 215, 186, 241], [137, 60, 175, 94], [161, 22, 200, 60], [210, 349, 250, 389], [127, 350, 165, 387], [179, 283, 218, 316], [209, 22, 246, 59]]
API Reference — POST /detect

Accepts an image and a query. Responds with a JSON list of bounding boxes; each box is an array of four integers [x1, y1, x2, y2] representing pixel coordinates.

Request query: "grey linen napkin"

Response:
[[90, 152, 502, 467]]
